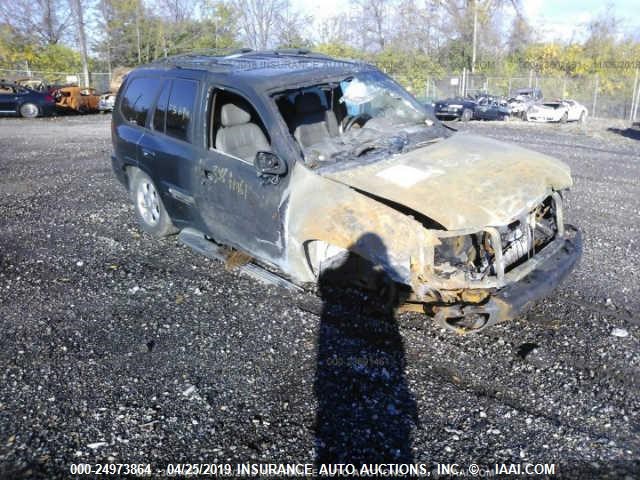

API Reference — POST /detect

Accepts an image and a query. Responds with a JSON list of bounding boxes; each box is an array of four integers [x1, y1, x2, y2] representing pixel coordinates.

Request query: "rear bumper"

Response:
[[433, 225, 582, 331]]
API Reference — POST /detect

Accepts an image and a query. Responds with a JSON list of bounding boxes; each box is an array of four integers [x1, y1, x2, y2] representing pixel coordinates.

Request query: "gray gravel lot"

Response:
[[0, 115, 638, 478]]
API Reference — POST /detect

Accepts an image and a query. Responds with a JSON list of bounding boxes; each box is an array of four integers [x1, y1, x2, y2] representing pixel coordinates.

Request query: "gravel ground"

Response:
[[0, 115, 638, 479]]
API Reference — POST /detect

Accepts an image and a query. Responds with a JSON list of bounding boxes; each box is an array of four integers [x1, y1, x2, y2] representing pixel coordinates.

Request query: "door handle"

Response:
[[141, 149, 156, 159]]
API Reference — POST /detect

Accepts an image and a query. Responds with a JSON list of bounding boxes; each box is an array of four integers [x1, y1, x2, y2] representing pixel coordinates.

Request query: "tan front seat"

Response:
[[215, 103, 270, 162]]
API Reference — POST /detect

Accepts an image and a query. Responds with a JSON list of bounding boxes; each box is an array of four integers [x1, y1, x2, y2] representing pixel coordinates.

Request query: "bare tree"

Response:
[[390, 0, 438, 53], [353, 0, 390, 52], [232, 0, 285, 49], [0, 0, 73, 45], [153, 0, 193, 23], [317, 14, 352, 46], [507, 14, 533, 55], [275, 2, 312, 48], [69, 0, 89, 86]]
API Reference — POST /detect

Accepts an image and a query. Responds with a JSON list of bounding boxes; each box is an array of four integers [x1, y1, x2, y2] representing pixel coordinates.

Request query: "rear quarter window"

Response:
[[120, 77, 162, 127]]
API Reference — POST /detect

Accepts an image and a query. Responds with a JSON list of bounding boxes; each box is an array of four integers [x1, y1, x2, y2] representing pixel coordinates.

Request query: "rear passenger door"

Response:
[[115, 76, 163, 169], [138, 78, 200, 225]]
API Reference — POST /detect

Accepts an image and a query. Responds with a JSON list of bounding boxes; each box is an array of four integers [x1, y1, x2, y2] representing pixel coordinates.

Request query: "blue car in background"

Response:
[[0, 82, 56, 118], [433, 96, 476, 121]]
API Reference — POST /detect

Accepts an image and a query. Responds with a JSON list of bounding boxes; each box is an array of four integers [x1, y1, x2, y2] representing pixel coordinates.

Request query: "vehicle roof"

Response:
[[135, 49, 376, 91]]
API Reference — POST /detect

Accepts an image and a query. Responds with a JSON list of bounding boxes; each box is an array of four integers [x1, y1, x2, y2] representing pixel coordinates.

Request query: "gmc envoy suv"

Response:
[[111, 49, 582, 333]]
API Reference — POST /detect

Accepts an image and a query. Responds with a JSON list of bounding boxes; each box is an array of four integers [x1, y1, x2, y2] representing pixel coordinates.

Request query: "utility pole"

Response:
[[471, 0, 478, 73], [630, 68, 639, 123], [592, 74, 599, 118]]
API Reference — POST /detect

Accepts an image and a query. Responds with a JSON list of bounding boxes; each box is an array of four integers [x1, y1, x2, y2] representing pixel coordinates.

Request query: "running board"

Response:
[[178, 228, 302, 292]]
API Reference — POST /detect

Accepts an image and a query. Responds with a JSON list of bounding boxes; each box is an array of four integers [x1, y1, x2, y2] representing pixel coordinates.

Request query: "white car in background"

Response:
[[98, 92, 116, 112], [527, 99, 588, 123]]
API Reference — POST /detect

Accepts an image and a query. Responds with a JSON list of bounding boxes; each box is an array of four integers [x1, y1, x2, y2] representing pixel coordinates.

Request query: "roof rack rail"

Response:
[[274, 48, 311, 55], [141, 47, 358, 73]]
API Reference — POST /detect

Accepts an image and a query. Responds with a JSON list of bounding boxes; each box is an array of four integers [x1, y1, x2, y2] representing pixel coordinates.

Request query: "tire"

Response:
[[502, 114, 510, 122], [578, 111, 585, 124], [461, 108, 473, 122], [19, 103, 40, 118], [129, 168, 177, 238], [560, 112, 568, 124]]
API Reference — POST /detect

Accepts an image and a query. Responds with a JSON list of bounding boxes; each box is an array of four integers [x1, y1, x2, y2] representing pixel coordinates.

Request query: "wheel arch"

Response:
[[284, 164, 439, 285], [18, 101, 41, 117]]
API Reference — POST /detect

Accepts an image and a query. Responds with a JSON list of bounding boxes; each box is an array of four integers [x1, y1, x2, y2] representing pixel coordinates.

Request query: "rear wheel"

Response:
[[129, 168, 177, 238], [578, 111, 585, 124], [560, 112, 568, 124], [19, 103, 39, 118]]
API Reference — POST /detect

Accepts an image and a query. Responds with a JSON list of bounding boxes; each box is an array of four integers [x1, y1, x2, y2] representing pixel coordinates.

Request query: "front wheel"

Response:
[[461, 108, 473, 122], [560, 112, 568, 124], [19, 103, 40, 118], [129, 168, 177, 238]]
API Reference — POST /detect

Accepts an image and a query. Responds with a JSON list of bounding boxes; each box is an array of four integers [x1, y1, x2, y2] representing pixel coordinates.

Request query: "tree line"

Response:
[[0, 0, 638, 91]]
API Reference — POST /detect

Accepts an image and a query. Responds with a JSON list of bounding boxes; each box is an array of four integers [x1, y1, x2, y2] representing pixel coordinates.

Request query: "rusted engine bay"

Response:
[[433, 194, 560, 283], [400, 192, 574, 332]]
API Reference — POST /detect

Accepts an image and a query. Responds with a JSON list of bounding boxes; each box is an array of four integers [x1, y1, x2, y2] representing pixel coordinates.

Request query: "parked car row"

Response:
[[0, 80, 117, 118], [433, 88, 588, 124]]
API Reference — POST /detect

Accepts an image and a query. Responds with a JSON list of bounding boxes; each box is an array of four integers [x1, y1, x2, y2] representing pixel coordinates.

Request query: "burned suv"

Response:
[[111, 50, 581, 333]]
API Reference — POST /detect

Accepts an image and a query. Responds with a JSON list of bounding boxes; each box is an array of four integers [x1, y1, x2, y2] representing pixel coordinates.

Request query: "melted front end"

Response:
[[408, 192, 582, 333]]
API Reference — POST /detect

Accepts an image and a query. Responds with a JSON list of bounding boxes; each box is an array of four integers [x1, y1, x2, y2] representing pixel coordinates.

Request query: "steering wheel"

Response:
[[341, 113, 371, 133]]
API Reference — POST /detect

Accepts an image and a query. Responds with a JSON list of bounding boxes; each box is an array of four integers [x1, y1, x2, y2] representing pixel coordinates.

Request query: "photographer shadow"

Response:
[[313, 233, 418, 465]]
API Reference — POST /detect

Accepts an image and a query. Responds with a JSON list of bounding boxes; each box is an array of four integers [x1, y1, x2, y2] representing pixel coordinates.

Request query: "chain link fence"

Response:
[[398, 70, 640, 122]]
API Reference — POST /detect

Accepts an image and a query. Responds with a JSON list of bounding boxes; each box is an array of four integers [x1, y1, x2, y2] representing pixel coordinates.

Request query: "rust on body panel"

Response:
[[284, 162, 440, 285]]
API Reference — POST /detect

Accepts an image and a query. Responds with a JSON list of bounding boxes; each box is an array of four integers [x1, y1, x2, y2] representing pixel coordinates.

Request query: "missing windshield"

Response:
[[273, 71, 434, 168]]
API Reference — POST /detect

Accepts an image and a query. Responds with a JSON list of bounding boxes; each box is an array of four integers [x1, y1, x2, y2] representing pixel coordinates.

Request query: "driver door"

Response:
[[195, 88, 288, 262]]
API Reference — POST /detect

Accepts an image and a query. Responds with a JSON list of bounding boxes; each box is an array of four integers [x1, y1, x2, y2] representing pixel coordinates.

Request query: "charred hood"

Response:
[[322, 133, 573, 231]]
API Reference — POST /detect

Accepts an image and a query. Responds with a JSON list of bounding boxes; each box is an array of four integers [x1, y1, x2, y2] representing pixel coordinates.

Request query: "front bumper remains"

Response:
[[432, 225, 582, 332]]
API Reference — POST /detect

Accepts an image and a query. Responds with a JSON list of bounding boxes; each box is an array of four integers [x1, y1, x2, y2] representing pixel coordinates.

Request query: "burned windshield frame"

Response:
[[338, 71, 428, 124]]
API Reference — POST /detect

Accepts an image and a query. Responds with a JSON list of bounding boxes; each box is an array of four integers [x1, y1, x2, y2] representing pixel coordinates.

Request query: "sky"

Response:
[[291, 0, 640, 44], [520, 0, 640, 42]]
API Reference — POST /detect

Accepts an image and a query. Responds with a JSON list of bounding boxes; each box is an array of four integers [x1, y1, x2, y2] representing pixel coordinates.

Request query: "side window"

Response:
[[209, 89, 271, 162], [120, 77, 162, 127], [153, 80, 171, 132], [165, 79, 198, 142]]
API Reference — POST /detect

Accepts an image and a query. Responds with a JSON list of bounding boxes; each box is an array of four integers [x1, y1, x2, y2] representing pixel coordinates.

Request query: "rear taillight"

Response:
[[45, 94, 54, 103]]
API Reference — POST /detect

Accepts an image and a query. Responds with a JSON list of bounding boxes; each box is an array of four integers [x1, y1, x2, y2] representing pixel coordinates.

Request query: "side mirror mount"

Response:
[[254, 151, 287, 184]]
